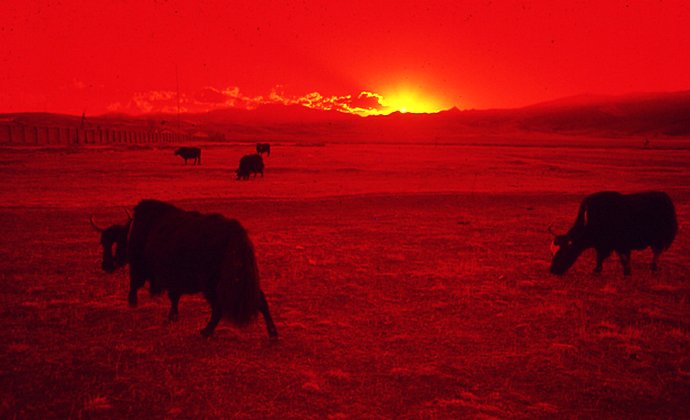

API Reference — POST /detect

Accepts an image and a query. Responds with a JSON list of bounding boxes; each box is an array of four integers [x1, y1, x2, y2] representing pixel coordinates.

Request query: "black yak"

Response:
[[550, 191, 677, 276], [90, 214, 130, 273], [256, 143, 271, 156], [92, 200, 278, 338], [174, 147, 201, 165], [237, 154, 264, 180]]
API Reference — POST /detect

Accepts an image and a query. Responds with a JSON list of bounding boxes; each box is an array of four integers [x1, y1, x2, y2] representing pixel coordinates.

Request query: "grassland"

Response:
[[1, 140, 689, 417]]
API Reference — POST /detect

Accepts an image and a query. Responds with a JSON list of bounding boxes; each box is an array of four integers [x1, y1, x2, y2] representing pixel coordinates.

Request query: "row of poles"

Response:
[[0, 123, 191, 146]]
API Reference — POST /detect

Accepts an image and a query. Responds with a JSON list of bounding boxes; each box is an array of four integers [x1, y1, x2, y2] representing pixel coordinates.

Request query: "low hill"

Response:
[[2, 91, 689, 144]]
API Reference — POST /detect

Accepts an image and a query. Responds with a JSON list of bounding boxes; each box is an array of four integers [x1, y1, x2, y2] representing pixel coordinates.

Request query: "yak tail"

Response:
[[217, 227, 262, 326]]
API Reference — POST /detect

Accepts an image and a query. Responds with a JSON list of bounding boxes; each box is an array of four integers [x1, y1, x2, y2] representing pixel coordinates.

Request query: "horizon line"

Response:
[[2, 89, 690, 119]]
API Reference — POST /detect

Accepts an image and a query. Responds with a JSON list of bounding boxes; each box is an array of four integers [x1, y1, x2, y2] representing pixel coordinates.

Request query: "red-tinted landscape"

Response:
[[2, 1, 690, 418], [1, 120, 690, 417]]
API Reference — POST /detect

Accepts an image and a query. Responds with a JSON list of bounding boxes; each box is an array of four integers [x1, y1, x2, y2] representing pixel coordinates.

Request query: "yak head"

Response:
[[549, 224, 589, 275], [91, 213, 131, 273]]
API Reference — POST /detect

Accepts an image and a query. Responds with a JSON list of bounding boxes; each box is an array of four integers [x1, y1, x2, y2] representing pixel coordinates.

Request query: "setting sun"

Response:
[[378, 87, 443, 114]]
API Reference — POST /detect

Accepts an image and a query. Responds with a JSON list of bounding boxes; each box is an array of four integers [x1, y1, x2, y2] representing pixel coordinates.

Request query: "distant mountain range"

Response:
[[506, 91, 690, 137], [2, 90, 689, 143]]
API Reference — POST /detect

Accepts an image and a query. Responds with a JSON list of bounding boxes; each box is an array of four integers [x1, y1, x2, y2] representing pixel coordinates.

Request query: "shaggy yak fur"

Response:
[[236, 154, 264, 180], [95, 199, 277, 338], [550, 191, 677, 276], [174, 147, 201, 165], [256, 143, 271, 156]]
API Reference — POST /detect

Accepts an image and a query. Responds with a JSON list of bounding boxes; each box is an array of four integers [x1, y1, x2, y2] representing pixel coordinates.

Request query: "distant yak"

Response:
[[256, 143, 271, 156], [550, 191, 677, 276], [174, 147, 201, 165], [92, 199, 278, 338], [237, 154, 264, 180]]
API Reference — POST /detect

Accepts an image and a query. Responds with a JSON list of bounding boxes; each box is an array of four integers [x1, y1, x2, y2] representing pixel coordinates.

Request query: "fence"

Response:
[[0, 122, 192, 146]]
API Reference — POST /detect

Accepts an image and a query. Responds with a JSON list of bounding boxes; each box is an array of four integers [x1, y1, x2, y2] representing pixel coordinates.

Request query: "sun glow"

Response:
[[377, 87, 443, 115]]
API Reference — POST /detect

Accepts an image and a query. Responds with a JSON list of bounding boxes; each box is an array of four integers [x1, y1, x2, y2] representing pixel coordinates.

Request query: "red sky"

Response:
[[1, 0, 689, 116]]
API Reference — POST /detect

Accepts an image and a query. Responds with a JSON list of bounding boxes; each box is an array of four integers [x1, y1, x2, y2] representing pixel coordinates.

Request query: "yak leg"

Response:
[[593, 248, 611, 274], [259, 290, 278, 338], [128, 289, 138, 307], [201, 302, 223, 337], [617, 250, 632, 276], [128, 273, 146, 307], [168, 291, 180, 321], [651, 249, 662, 272]]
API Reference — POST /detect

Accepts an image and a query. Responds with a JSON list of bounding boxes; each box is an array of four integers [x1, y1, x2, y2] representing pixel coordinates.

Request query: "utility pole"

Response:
[[175, 64, 181, 131]]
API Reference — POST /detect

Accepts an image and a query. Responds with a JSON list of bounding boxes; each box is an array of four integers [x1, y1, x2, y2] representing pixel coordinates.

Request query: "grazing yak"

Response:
[[92, 200, 278, 338], [90, 214, 131, 273], [256, 143, 271, 156], [550, 191, 677, 276], [237, 154, 264, 180], [174, 147, 201, 165]]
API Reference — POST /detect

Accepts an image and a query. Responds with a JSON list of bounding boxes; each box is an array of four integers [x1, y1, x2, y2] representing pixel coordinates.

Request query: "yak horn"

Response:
[[90, 216, 105, 232], [547, 223, 557, 237]]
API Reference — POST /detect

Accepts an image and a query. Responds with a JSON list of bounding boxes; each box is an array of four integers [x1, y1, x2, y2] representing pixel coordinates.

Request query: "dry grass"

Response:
[[0, 142, 689, 417]]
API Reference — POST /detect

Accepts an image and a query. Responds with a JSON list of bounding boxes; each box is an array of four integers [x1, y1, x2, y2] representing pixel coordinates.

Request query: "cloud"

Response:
[[132, 90, 179, 113], [193, 87, 228, 104], [193, 86, 263, 109], [292, 90, 388, 115], [108, 86, 392, 116], [346, 91, 388, 114]]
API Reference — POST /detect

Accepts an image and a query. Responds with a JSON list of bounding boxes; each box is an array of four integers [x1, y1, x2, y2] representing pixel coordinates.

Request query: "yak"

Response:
[[236, 154, 264, 180], [550, 191, 677, 276], [92, 199, 278, 338], [174, 147, 201, 165], [256, 143, 271, 156], [90, 214, 130, 273]]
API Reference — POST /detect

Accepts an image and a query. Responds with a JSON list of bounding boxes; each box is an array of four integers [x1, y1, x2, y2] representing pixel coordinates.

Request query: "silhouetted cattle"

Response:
[[256, 143, 271, 156], [93, 199, 278, 338], [550, 191, 677, 276], [90, 214, 131, 273], [174, 147, 201, 165], [237, 154, 264, 180]]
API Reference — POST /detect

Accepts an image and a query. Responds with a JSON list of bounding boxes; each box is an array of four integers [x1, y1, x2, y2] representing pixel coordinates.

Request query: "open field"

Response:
[[1, 140, 690, 417]]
